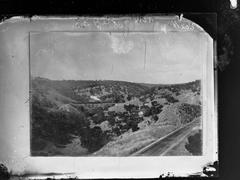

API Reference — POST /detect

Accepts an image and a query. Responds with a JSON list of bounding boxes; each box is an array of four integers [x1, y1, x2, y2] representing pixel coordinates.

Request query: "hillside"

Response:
[[31, 77, 202, 156], [32, 77, 150, 104]]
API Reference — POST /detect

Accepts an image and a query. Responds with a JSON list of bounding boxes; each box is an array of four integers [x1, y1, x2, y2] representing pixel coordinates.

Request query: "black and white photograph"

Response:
[[0, 16, 217, 178], [30, 31, 203, 156]]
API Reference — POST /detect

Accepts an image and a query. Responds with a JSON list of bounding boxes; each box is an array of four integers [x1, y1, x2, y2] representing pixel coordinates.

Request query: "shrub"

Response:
[[81, 126, 108, 153], [0, 164, 10, 179], [31, 98, 93, 151], [142, 106, 151, 117], [185, 130, 202, 155], [151, 106, 162, 115], [152, 115, 159, 121], [165, 94, 179, 103], [151, 100, 158, 106], [112, 127, 121, 136], [92, 111, 105, 124], [131, 123, 139, 132], [178, 103, 201, 124], [127, 95, 132, 101]]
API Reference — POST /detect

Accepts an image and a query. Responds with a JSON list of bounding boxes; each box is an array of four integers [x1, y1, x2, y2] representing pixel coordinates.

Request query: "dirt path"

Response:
[[131, 118, 200, 156]]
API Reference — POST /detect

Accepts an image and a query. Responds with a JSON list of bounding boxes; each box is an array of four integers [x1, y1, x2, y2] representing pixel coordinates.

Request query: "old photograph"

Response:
[[0, 15, 217, 178], [30, 31, 203, 156]]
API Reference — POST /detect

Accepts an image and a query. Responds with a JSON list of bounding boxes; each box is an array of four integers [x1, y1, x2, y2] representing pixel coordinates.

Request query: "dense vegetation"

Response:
[[178, 103, 201, 124], [185, 130, 202, 155], [31, 95, 109, 154]]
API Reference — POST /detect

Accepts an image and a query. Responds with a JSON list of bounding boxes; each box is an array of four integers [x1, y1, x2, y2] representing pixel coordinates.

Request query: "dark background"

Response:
[[0, 0, 239, 179]]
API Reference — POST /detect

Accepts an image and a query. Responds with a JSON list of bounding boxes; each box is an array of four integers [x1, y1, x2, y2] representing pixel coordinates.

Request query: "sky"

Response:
[[30, 31, 206, 84]]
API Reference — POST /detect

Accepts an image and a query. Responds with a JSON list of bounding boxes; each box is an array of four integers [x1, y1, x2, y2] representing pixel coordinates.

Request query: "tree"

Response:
[[127, 95, 132, 101], [152, 115, 159, 121], [131, 123, 139, 132]]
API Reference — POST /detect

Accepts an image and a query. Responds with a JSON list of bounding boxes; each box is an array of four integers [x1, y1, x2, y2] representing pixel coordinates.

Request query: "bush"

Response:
[[178, 103, 201, 124], [165, 94, 179, 103], [127, 95, 132, 101], [150, 106, 161, 115], [142, 106, 151, 117], [152, 115, 159, 121], [31, 99, 92, 151], [92, 111, 105, 124], [0, 164, 10, 179], [112, 127, 121, 136], [185, 130, 202, 155], [131, 123, 139, 132], [124, 104, 138, 112], [151, 100, 158, 106], [81, 126, 108, 153]]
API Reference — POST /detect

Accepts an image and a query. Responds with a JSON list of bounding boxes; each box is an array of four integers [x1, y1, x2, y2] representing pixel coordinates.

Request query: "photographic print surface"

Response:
[[30, 31, 203, 156]]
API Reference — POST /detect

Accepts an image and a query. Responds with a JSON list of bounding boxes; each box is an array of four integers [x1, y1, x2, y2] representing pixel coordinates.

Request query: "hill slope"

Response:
[[31, 77, 201, 156]]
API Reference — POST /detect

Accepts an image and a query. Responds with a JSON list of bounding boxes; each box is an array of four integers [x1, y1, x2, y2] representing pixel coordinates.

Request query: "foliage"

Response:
[[178, 103, 201, 124], [185, 130, 202, 155], [81, 126, 109, 153], [162, 94, 179, 103], [0, 164, 10, 179], [31, 97, 109, 153]]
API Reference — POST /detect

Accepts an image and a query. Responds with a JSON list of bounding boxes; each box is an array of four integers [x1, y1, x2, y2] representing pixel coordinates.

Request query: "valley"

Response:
[[31, 77, 202, 156]]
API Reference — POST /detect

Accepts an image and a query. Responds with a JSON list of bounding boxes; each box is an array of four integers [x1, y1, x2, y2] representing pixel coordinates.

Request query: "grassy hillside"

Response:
[[32, 77, 150, 103]]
